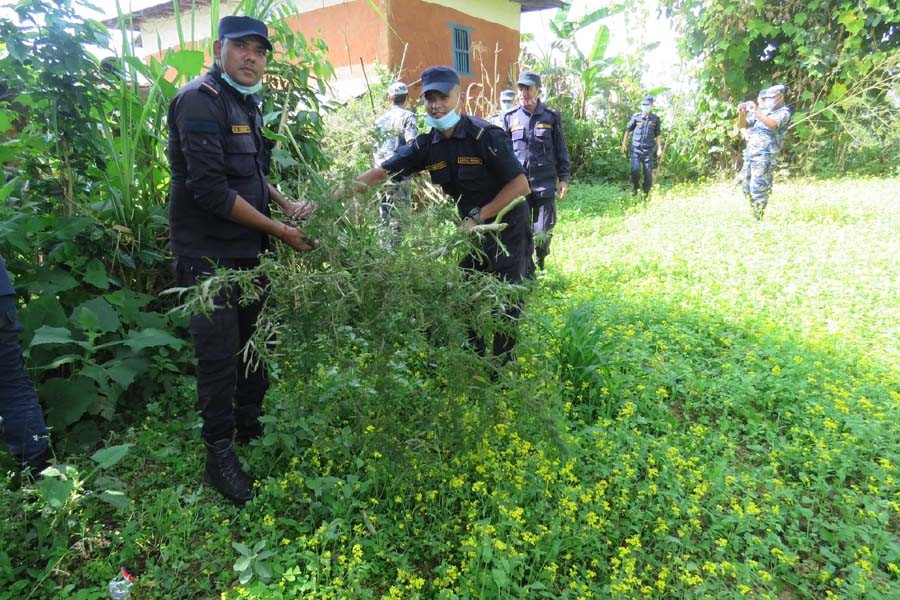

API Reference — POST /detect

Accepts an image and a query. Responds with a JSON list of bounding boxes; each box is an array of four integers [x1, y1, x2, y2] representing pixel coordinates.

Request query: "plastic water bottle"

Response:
[[108, 566, 134, 599]]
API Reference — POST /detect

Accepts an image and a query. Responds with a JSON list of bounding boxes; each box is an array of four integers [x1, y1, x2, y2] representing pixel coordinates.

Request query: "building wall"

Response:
[[133, 0, 522, 111], [387, 0, 521, 115]]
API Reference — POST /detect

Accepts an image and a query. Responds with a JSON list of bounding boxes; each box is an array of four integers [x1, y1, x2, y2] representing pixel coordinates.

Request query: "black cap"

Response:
[[642, 95, 654, 103], [421, 66, 460, 94], [517, 71, 541, 87], [218, 16, 273, 51]]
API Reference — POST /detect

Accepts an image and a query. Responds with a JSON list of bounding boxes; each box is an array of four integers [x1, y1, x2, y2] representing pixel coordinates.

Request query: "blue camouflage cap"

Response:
[[421, 66, 460, 94], [500, 89, 516, 101]]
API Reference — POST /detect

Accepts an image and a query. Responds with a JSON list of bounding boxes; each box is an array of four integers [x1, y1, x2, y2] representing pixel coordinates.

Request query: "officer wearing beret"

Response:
[[502, 72, 571, 272], [349, 66, 532, 364], [621, 95, 663, 196], [0, 255, 50, 473], [167, 15, 316, 504], [489, 89, 516, 128], [738, 84, 792, 220]]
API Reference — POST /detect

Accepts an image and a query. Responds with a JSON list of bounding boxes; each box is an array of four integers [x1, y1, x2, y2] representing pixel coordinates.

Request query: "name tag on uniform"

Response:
[[509, 125, 524, 132], [635, 120, 643, 126], [536, 123, 553, 130], [426, 161, 447, 171], [231, 125, 251, 134], [457, 157, 483, 165]]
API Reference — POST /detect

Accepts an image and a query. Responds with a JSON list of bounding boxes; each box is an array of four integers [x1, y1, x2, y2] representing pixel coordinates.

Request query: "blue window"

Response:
[[450, 23, 472, 76]]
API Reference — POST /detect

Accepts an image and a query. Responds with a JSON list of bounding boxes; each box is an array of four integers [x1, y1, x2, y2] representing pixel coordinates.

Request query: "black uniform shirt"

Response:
[[167, 66, 271, 259], [626, 111, 662, 154], [503, 100, 570, 196], [381, 114, 525, 220]]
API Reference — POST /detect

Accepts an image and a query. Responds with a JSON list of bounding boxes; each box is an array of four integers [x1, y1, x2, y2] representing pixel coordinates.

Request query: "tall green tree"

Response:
[[660, 0, 900, 174]]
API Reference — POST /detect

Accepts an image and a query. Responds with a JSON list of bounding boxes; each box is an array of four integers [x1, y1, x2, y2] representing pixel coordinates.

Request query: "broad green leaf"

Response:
[[36, 475, 75, 510], [42, 376, 100, 429], [103, 358, 145, 389], [98, 490, 131, 511], [234, 556, 252, 572], [29, 326, 77, 347], [27, 267, 79, 295], [254, 561, 272, 580], [91, 444, 132, 469], [19, 295, 68, 334], [232, 542, 252, 556], [588, 25, 610, 63], [165, 49, 205, 77], [105, 289, 155, 325], [122, 328, 186, 352], [828, 82, 847, 102], [72, 297, 120, 334], [83, 259, 110, 290]]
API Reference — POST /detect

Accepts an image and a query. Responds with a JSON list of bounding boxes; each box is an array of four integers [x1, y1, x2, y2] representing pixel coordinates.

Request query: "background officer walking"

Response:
[[502, 71, 570, 272], [167, 16, 315, 504], [489, 90, 516, 128], [621, 95, 663, 196], [348, 66, 532, 366], [373, 81, 418, 244], [738, 84, 793, 220]]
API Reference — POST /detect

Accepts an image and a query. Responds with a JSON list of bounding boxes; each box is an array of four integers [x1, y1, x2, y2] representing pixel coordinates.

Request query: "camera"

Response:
[[738, 101, 756, 113]]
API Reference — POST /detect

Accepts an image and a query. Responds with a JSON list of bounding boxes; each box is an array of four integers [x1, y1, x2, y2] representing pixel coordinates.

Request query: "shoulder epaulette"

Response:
[[475, 127, 485, 141], [198, 76, 221, 96]]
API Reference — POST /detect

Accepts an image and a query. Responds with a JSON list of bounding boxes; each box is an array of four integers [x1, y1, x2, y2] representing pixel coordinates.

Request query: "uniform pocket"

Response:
[[223, 134, 258, 177]]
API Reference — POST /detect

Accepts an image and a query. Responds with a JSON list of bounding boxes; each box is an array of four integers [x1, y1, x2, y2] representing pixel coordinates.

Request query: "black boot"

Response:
[[205, 439, 254, 505]]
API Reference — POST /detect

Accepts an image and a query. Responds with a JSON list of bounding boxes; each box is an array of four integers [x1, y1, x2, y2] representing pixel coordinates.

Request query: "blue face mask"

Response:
[[425, 110, 461, 131], [640, 103, 652, 113], [500, 101, 515, 112], [221, 70, 263, 96]]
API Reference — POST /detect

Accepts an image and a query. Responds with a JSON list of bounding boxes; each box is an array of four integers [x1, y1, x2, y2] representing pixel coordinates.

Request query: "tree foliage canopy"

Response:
[[661, 0, 899, 173]]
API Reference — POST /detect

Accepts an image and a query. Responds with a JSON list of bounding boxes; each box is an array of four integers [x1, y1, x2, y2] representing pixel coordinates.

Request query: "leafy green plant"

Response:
[[232, 540, 276, 584]]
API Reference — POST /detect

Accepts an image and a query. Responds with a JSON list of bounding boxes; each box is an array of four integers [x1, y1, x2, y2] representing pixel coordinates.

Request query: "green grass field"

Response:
[[2, 177, 897, 599]]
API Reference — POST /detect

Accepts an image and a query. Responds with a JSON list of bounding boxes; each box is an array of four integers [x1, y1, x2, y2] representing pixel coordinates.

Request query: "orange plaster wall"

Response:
[[385, 0, 520, 115], [283, 1, 389, 70]]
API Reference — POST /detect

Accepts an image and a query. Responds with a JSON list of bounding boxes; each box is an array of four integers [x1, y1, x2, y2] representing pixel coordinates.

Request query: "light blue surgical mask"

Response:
[[640, 103, 652, 113], [426, 110, 461, 131], [500, 101, 515, 112], [221, 70, 263, 96]]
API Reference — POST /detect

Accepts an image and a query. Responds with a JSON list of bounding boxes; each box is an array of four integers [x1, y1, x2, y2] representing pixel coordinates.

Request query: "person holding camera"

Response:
[[737, 84, 793, 220]]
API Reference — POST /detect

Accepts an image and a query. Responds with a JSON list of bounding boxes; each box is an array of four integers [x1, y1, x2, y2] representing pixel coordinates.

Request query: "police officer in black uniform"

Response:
[[348, 66, 532, 364], [502, 71, 570, 271], [168, 16, 316, 505], [621, 95, 663, 196]]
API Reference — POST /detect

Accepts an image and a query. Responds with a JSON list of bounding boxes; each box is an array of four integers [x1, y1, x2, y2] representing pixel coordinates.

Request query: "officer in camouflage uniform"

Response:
[[738, 84, 792, 220], [373, 81, 419, 245], [488, 90, 516, 128], [503, 71, 570, 272]]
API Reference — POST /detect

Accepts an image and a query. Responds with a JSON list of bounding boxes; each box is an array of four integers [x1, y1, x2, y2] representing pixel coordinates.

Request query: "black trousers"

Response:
[[630, 151, 655, 192], [527, 192, 556, 265], [174, 256, 269, 444], [459, 221, 531, 365]]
